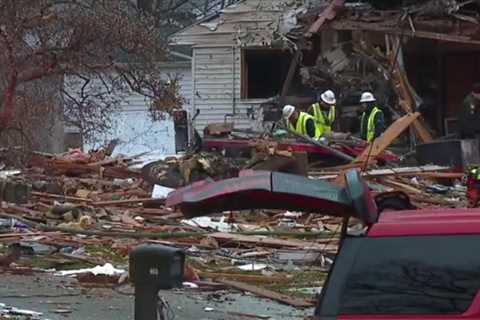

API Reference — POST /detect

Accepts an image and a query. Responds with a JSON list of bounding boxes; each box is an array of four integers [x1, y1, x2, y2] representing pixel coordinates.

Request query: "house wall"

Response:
[[191, 46, 265, 133], [172, 0, 302, 134], [100, 63, 192, 156], [68, 63, 192, 156]]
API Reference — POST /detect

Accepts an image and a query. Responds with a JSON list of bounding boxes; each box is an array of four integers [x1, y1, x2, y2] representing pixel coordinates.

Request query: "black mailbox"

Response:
[[129, 244, 185, 320]]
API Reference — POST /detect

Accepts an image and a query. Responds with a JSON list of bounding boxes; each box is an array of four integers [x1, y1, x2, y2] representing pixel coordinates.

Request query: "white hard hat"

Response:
[[282, 105, 295, 119], [320, 90, 336, 105], [360, 92, 376, 103]]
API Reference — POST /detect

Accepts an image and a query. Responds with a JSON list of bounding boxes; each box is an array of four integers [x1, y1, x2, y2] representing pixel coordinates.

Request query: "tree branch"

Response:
[[0, 26, 18, 129]]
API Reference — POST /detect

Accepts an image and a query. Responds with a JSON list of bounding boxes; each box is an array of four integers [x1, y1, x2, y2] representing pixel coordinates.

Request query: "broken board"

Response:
[[354, 112, 421, 164]]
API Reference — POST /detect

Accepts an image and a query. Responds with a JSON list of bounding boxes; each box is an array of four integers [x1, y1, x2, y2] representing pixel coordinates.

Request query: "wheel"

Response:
[[375, 192, 415, 213]]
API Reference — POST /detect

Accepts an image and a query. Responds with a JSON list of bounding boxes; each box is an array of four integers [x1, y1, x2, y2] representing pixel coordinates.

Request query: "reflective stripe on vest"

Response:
[[361, 107, 382, 142], [312, 103, 335, 136], [288, 112, 318, 138]]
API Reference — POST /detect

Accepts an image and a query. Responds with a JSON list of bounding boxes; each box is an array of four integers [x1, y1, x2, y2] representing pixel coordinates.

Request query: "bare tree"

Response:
[[137, 0, 244, 37], [0, 0, 184, 145]]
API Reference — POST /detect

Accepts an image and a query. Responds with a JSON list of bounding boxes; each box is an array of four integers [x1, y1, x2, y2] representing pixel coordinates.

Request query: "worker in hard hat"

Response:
[[308, 90, 336, 137], [282, 105, 318, 139], [359, 92, 385, 142]]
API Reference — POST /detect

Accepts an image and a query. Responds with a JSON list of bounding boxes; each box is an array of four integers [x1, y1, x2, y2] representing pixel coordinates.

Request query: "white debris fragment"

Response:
[[200, 20, 222, 31], [283, 211, 303, 218], [410, 177, 420, 185], [152, 184, 175, 199], [182, 216, 237, 232], [0, 170, 21, 179], [55, 263, 125, 276], [0, 303, 43, 318], [183, 282, 199, 288], [288, 287, 323, 295], [134, 216, 145, 223], [237, 263, 269, 271]]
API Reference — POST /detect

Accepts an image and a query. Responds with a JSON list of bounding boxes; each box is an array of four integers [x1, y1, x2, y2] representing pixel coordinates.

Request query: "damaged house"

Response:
[[305, 0, 480, 140], [169, 0, 312, 134], [171, 0, 480, 146]]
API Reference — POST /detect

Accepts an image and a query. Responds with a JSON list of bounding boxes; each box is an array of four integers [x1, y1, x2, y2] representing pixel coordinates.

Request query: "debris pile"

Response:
[[0, 138, 472, 309], [141, 151, 241, 188]]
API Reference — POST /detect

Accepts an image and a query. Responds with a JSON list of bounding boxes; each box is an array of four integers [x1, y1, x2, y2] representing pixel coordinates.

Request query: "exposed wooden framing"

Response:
[[240, 48, 248, 99], [279, 50, 301, 106], [388, 36, 434, 143], [331, 20, 480, 46]]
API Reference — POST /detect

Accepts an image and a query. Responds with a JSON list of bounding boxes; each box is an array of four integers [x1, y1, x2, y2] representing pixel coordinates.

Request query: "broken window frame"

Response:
[[240, 48, 292, 100]]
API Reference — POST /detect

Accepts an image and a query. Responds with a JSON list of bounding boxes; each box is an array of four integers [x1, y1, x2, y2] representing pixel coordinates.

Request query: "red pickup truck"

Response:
[[314, 207, 480, 319], [167, 169, 480, 320]]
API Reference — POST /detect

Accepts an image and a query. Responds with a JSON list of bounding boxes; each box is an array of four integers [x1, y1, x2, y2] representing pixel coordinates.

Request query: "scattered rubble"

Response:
[[2, 0, 479, 318], [0, 302, 43, 319], [0, 128, 472, 311]]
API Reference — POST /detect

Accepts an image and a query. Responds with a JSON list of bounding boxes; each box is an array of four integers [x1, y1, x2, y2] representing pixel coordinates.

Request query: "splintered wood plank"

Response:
[[399, 100, 433, 143], [92, 198, 164, 207], [279, 50, 301, 104], [354, 112, 421, 164], [391, 52, 433, 143], [218, 280, 314, 307], [199, 272, 286, 284], [208, 232, 331, 251], [380, 178, 423, 194], [411, 117, 434, 143]]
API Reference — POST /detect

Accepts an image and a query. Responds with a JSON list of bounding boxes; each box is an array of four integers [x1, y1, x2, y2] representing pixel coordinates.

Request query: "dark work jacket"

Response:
[[458, 94, 480, 138]]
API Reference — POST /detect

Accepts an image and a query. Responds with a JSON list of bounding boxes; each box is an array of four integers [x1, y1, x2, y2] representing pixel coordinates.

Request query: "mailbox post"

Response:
[[129, 244, 185, 320]]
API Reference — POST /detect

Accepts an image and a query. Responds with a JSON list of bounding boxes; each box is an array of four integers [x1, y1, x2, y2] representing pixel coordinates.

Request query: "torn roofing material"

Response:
[[170, 0, 309, 47], [305, 0, 480, 45], [305, 0, 346, 38]]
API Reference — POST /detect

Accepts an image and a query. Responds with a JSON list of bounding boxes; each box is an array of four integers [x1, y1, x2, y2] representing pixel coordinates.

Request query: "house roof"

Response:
[[169, 0, 307, 47], [171, 0, 480, 49]]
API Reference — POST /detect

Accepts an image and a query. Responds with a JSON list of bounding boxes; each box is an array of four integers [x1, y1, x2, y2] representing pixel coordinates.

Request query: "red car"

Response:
[[314, 207, 480, 319]]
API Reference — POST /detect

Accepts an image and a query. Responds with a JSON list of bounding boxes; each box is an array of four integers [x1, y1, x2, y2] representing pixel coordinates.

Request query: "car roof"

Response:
[[367, 208, 480, 237]]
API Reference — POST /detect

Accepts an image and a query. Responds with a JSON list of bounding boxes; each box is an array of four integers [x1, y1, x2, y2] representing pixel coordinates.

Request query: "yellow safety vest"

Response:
[[288, 112, 319, 138], [470, 167, 480, 180], [361, 106, 382, 142], [311, 103, 335, 137]]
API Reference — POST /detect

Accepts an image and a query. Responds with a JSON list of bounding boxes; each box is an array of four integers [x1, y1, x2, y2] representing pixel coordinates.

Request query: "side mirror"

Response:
[[345, 169, 378, 225], [129, 244, 185, 320]]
